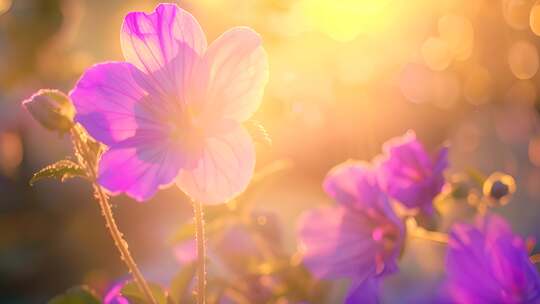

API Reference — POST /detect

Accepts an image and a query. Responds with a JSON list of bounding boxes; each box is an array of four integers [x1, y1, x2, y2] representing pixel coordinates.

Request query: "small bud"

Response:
[[22, 89, 75, 133], [482, 172, 516, 205]]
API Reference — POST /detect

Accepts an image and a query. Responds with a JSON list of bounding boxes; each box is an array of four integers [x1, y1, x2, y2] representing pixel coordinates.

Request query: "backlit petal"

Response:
[[121, 3, 207, 100], [176, 123, 255, 204], [98, 141, 183, 202], [323, 161, 381, 210], [204, 27, 268, 122], [71, 62, 159, 145]]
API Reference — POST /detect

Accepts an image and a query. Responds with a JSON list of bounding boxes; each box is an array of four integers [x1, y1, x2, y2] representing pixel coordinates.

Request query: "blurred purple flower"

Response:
[[103, 280, 129, 304], [173, 239, 197, 265], [378, 130, 448, 214], [297, 162, 404, 303], [174, 218, 273, 274], [444, 214, 540, 303], [70, 3, 268, 203]]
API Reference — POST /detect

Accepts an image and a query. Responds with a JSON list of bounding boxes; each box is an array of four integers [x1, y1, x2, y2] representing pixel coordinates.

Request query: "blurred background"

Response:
[[2, 0, 540, 302]]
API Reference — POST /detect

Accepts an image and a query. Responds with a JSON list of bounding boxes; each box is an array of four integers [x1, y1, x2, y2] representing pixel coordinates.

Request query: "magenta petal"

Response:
[[323, 161, 382, 211], [98, 142, 183, 202], [103, 280, 129, 304], [121, 3, 206, 100], [176, 123, 255, 204], [378, 130, 448, 214], [445, 214, 540, 303], [71, 62, 158, 145], [298, 207, 380, 280], [204, 27, 269, 122], [345, 278, 380, 304]]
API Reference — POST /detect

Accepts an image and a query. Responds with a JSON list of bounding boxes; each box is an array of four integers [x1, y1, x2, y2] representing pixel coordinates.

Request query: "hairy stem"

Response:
[[93, 185, 157, 304], [71, 127, 157, 304], [193, 200, 206, 304]]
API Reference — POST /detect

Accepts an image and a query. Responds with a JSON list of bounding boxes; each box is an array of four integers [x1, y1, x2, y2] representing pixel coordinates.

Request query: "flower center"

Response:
[[168, 108, 205, 154], [371, 222, 400, 275]]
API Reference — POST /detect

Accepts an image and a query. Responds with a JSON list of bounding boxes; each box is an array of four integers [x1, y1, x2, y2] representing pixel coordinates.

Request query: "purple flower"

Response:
[[103, 280, 129, 304], [174, 215, 277, 274], [297, 161, 404, 303], [70, 3, 268, 203], [444, 214, 540, 303], [378, 130, 448, 214]]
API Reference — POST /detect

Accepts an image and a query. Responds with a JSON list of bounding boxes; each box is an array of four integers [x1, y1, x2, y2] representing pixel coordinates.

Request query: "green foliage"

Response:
[[29, 159, 86, 186], [120, 281, 168, 304], [169, 263, 197, 303], [47, 286, 100, 304]]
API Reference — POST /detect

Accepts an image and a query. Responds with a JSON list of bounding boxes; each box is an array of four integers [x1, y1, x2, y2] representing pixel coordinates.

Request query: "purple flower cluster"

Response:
[[298, 162, 404, 302], [298, 130, 447, 302], [298, 130, 540, 303]]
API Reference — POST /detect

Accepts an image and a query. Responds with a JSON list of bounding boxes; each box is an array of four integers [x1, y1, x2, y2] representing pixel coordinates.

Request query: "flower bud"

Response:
[[482, 172, 516, 205], [22, 89, 75, 133]]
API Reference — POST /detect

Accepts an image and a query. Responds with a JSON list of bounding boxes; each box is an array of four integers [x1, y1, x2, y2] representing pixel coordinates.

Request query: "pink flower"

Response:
[[443, 214, 540, 303], [103, 280, 129, 304], [70, 3, 268, 203], [378, 130, 448, 214], [297, 162, 404, 303]]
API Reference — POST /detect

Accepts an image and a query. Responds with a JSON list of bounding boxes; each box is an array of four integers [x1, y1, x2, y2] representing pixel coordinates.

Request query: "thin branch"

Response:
[[71, 127, 157, 304], [409, 227, 449, 244], [193, 200, 207, 304]]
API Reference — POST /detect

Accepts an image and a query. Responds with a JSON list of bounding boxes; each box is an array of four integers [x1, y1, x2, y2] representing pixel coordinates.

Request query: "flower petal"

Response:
[[98, 141, 183, 202], [378, 130, 448, 214], [323, 161, 381, 210], [204, 27, 269, 122], [297, 207, 380, 280], [345, 278, 380, 304], [176, 123, 255, 204], [445, 214, 540, 303], [71, 62, 158, 145], [121, 3, 207, 100]]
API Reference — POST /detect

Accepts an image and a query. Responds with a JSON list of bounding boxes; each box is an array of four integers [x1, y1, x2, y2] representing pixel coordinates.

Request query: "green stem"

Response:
[[410, 227, 449, 244], [93, 184, 158, 304], [71, 127, 157, 304], [193, 200, 207, 304]]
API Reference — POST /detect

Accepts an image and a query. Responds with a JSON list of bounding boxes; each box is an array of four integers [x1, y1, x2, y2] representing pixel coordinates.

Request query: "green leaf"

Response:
[[120, 281, 168, 304], [47, 285, 100, 304], [169, 263, 196, 303], [29, 159, 86, 186], [245, 120, 272, 146]]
